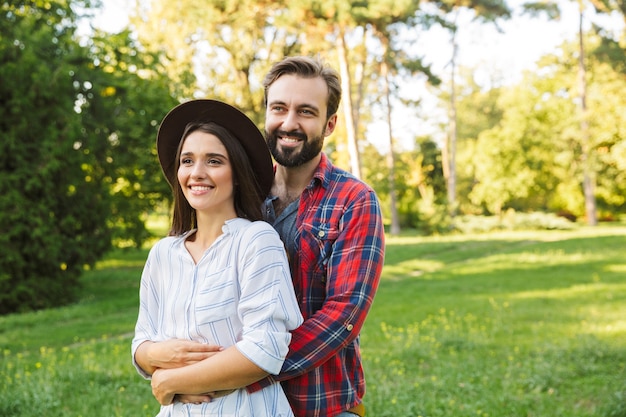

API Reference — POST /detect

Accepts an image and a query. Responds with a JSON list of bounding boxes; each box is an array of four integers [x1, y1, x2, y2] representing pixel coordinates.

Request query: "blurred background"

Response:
[[1, 0, 625, 313]]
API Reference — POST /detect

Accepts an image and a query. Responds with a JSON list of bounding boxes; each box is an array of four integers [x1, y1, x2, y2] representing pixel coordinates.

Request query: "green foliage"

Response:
[[76, 29, 179, 247], [460, 34, 626, 219], [470, 79, 573, 214], [0, 0, 110, 313], [363, 136, 449, 232], [0, 2, 179, 314]]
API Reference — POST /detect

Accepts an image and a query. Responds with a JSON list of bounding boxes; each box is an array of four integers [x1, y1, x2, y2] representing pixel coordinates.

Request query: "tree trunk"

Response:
[[381, 59, 401, 235], [446, 21, 458, 218], [335, 27, 362, 179], [577, 7, 598, 225]]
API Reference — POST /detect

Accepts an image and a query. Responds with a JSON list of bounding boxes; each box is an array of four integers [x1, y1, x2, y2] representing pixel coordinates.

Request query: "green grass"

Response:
[[1, 225, 625, 416], [363, 226, 626, 417]]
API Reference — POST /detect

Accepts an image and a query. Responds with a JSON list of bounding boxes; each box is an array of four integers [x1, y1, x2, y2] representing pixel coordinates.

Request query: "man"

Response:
[[249, 55, 386, 417]]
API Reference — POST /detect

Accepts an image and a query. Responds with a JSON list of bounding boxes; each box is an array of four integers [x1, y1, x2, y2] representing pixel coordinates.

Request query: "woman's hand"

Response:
[[136, 339, 222, 375], [148, 339, 222, 369], [152, 370, 236, 406], [151, 368, 176, 405]]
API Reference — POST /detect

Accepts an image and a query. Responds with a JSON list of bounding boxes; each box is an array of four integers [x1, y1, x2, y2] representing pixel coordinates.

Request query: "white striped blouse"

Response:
[[132, 218, 303, 417]]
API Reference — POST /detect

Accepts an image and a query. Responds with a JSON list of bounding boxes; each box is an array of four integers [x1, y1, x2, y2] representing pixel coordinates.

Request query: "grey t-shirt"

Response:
[[264, 196, 299, 272]]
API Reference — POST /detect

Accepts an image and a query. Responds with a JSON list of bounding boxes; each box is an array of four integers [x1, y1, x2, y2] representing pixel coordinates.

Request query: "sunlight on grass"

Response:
[[384, 235, 429, 246], [509, 282, 626, 300], [382, 259, 444, 280], [96, 258, 146, 269], [454, 250, 610, 276], [588, 320, 626, 336], [606, 264, 626, 273], [94, 249, 149, 270]]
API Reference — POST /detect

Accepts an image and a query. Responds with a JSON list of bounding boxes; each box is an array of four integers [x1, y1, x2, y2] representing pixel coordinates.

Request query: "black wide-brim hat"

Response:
[[156, 99, 273, 197]]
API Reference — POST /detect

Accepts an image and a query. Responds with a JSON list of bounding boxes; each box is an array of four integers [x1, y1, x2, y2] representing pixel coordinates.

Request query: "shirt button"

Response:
[[346, 323, 354, 331], [318, 230, 325, 238]]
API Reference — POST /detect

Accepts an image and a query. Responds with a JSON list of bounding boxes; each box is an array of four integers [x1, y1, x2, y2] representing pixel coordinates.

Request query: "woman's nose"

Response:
[[191, 163, 205, 178]]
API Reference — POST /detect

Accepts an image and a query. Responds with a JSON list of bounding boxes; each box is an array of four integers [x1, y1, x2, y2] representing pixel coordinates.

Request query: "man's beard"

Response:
[[266, 129, 324, 168]]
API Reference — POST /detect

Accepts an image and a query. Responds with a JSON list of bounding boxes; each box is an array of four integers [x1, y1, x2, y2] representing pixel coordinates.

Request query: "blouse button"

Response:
[[346, 323, 354, 331], [318, 230, 325, 238]]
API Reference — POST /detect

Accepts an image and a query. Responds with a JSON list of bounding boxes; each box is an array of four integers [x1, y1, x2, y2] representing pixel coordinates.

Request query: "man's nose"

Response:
[[280, 110, 299, 131]]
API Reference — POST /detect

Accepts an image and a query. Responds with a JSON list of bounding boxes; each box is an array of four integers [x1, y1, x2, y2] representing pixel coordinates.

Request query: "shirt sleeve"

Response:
[[276, 188, 385, 380], [234, 222, 304, 375], [131, 243, 161, 379]]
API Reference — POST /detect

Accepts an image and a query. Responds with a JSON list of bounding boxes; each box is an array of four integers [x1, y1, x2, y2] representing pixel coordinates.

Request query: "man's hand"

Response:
[[145, 339, 222, 370], [174, 393, 213, 405], [175, 390, 236, 404]]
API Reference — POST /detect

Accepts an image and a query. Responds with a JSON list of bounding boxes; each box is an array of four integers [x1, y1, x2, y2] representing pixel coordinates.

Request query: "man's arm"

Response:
[[276, 188, 385, 380]]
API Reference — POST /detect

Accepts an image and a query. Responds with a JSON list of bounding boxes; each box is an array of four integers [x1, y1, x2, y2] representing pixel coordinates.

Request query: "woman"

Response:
[[132, 100, 303, 416]]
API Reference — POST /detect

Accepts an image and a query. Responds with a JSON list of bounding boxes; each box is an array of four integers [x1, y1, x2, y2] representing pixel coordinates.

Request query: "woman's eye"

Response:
[[181, 158, 192, 165]]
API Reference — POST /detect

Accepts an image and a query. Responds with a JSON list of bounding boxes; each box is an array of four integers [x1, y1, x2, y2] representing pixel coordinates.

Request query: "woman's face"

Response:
[[177, 130, 235, 216]]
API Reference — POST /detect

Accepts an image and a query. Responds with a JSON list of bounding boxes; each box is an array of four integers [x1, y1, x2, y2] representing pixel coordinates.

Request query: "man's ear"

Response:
[[324, 114, 338, 137]]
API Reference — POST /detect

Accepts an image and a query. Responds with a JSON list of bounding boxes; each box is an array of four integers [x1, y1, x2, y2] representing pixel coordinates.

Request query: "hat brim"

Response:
[[157, 99, 273, 198]]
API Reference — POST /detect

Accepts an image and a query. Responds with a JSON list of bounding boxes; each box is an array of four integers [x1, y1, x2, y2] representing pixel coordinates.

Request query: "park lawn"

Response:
[[1, 225, 625, 417]]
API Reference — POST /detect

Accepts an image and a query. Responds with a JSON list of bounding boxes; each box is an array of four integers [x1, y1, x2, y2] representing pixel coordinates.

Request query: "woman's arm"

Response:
[[134, 339, 222, 376], [150, 345, 269, 405]]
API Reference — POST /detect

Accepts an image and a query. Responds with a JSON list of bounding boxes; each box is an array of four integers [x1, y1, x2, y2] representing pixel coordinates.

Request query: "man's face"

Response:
[[265, 74, 336, 167]]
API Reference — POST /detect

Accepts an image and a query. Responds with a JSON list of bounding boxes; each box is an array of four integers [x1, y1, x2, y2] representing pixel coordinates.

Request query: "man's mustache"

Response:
[[275, 130, 307, 141]]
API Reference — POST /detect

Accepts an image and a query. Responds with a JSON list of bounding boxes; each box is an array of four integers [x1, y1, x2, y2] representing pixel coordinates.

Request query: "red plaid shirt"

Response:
[[248, 153, 385, 417]]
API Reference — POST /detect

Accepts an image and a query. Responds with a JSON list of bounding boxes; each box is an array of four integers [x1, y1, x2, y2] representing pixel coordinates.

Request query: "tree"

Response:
[[576, 35, 626, 217], [576, 6, 598, 224], [520, 0, 626, 224], [430, 0, 511, 220], [75, 28, 181, 246], [368, 1, 433, 235], [469, 68, 576, 214], [449, 70, 504, 214], [468, 34, 626, 219], [0, 0, 110, 313], [0, 0, 180, 314], [129, 0, 301, 118]]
